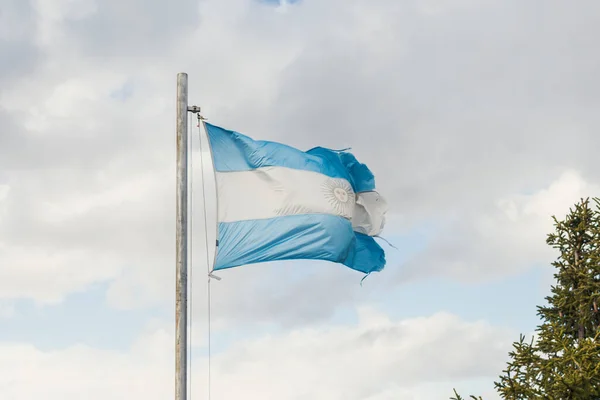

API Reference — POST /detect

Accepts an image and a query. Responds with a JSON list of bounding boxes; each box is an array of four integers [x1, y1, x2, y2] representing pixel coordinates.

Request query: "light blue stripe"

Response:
[[214, 214, 386, 274], [306, 147, 375, 193], [345, 233, 386, 274], [205, 122, 376, 192]]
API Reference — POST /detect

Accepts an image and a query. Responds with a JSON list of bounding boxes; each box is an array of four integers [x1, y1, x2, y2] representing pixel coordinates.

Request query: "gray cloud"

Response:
[[267, 0, 600, 216], [63, 0, 200, 58], [0, 0, 42, 87], [1, 0, 600, 327]]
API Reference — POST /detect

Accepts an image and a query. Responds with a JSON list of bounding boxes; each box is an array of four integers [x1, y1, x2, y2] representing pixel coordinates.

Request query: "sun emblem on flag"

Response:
[[322, 178, 355, 217]]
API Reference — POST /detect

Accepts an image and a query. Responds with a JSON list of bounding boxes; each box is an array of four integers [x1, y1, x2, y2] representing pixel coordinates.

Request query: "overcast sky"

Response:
[[1, 0, 600, 399]]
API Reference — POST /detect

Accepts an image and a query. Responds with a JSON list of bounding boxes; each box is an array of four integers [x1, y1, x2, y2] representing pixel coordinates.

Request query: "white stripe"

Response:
[[216, 167, 356, 223], [353, 191, 388, 236]]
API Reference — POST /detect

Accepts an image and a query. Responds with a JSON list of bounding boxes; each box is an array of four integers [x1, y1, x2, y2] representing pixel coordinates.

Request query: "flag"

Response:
[[204, 122, 388, 275]]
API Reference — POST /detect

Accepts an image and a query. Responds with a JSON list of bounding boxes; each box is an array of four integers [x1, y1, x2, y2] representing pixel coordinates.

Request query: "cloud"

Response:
[[0, 0, 42, 87], [1, 0, 600, 327], [4, 1, 599, 398], [61, 0, 200, 58], [265, 0, 600, 217], [0, 309, 512, 400], [0, 301, 15, 319], [397, 169, 600, 282]]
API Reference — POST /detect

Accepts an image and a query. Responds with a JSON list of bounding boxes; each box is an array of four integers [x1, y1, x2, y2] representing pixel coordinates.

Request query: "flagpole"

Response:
[[175, 72, 189, 400]]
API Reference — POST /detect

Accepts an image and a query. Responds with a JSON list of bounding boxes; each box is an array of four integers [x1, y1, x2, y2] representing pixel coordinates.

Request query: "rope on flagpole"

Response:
[[196, 113, 213, 400], [187, 110, 194, 400]]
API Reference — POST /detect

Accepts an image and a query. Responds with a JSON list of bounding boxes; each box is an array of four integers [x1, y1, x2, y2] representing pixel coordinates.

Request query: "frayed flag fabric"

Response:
[[204, 122, 388, 275]]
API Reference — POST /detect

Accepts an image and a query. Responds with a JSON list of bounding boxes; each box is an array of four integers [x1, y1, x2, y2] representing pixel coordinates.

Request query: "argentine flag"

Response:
[[205, 122, 388, 275]]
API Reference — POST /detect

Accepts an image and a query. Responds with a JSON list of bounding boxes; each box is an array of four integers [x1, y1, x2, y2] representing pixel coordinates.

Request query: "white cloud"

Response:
[[0, 309, 512, 400], [2, 2, 597, 399], [1, 0, 600, 324], [0, 301, 15, 318], [398, 169, 600, 282], [0, 244, 120, 303]]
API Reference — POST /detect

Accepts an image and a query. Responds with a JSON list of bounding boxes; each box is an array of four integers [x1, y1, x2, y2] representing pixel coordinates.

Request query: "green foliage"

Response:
[[451, 198, 600, 399], [450, 388, 482, 400]]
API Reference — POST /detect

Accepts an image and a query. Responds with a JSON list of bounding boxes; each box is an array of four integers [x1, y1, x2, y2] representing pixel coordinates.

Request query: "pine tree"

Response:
[[452, 198, 600, 399]]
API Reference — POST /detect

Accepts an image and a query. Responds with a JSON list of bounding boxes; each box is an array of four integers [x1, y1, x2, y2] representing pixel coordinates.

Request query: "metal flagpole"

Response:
[[176, 72, 202, 400], [175, 72, 189, 400]]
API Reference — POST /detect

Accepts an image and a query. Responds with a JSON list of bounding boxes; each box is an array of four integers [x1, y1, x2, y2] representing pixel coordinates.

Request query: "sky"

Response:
[[1, 0, 600, 399]]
